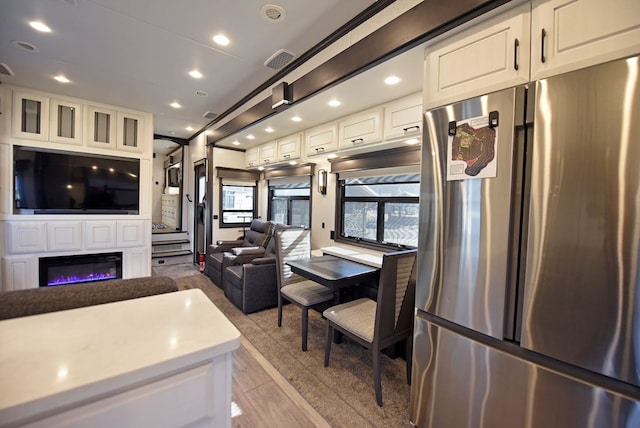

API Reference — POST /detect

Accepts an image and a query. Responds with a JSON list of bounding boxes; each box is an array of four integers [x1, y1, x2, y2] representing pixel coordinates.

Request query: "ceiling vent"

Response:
[[203, 111, 218, 120], [0, 63, 15, 76], [261, 4, 286, 23], [12, 40, 39, 53], [264, 49, 295, 70]]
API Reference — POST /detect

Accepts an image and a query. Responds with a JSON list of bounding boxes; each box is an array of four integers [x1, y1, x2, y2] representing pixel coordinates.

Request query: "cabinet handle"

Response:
[[541, 28, 547, 63], [403, 125, 420, 133], [351, 138, 364, 145], [315, 147, 325, 153], [283, 154, 290, 159], [514, 38, 520, 71]]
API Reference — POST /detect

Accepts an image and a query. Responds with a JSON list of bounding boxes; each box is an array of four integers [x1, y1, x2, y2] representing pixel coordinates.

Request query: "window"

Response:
[[220, 183, 256, 227], [338, 173, 419, 249], [268, 181, 310, 228]]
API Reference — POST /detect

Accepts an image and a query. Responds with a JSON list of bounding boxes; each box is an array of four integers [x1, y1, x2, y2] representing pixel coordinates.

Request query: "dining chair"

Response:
[[323, 249, 417, 406], [274, 228, 333, 351]]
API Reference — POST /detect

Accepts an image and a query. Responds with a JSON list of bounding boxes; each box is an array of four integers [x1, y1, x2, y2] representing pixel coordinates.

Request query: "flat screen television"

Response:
[[14, 146, 140, 214]]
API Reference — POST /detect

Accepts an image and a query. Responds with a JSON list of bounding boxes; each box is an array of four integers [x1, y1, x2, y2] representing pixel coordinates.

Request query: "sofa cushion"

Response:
[[0, 276, 178, 320]]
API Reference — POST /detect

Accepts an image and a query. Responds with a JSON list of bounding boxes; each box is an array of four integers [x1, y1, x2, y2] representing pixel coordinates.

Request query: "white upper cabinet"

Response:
[[50, 98, 83, 145], [305, 122, 339, 156], [116, 111, 144, 153], [530, 0, 640, 80], [245, 146, 259, 168], [12, 91, 50, 141], [338, 107, 383, 150], [259, 141, 277, 166], [86, 105, 117, 149], [383, 92, 422, 142], [424, 3, 531, 109], [277, 133, 302, 162]]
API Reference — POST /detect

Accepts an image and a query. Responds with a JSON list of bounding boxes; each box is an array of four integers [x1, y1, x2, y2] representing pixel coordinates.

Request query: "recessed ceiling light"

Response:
[[384, 75, 401, 85], [405, 138, 419, 145], [246, 134, 255, 140], [170, 102, 182, 109], [29, 21, 51, 33], [213, 34, 230, 46], [12, 40, 39, 53], [186, 126, 194, 131], [327, 153, 337, 159], [291, 116, 301, 122], [258, 166, 265, 171], [232, 141, 240, 146], [54, 75, 70, 83], [205, 130, 213, 135], [328, 99, 341, 107], [189, 70, 203, 79], [265, 127, 274, 133], [289, 160, 297, 165]]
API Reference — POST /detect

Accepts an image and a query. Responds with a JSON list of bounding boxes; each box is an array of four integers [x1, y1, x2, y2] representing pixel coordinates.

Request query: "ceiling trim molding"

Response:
[[207, 0, 509, 145], [329, 145, 421, 173], [153, 134, 190, 146], [263, 164, 316, 179]]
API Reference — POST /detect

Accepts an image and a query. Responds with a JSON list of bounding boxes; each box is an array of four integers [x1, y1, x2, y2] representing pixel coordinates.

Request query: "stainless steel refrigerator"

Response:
[[410, 55, 640, 427]]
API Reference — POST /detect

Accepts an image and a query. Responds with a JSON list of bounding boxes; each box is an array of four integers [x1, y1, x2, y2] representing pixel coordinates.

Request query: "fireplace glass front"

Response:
[[39, 252, 123, 287]]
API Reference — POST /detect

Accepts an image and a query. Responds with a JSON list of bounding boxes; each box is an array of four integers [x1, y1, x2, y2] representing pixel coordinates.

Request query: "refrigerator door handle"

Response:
[[540, 29, 547, 63], [514, 38, 519, 71]]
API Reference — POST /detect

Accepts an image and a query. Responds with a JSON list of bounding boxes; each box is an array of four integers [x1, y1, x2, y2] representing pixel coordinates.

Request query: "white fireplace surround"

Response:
[[0, 85, 154, 291]]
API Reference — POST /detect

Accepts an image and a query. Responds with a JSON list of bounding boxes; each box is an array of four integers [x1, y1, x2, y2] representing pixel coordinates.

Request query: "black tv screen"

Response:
[[14, 146, 140, 214]]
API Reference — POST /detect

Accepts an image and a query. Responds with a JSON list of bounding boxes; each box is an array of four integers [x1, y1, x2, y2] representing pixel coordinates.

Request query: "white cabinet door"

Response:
[[117, 220, 147, 248], [50, 98, 83, 145], [338, 107, 383, 150], [259, 142, 277, 166], [277, 133, 302, 162], [2, 255, 36, 291], [116, 111, 145, 153], [531, 0, 640, 80], [424, 3, 531, 109], [12, 91, 49, 141], [85, 221, 117, 249], [87, 105, 117, 149], [47, 222, 83, 252], [8, 222, 46, 254], [245, 146, 259, 168], [383, 92, 423, 142], [305, 122, 339, 156], [123, 247, 151, 278]]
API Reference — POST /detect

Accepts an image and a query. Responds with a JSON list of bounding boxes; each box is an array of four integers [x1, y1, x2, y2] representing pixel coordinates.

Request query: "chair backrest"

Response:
[[244, 219, 273, 248], [274, 228, 310, 289], [374, 249, 417, 347], [263, 223, 292, 258]]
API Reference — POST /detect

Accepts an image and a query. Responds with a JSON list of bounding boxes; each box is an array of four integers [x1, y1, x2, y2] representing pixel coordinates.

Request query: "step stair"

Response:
[[152, 232, 192, 266]]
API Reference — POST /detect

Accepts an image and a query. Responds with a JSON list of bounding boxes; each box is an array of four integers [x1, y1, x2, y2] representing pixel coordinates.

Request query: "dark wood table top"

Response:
[[287, 255, 379, 290]]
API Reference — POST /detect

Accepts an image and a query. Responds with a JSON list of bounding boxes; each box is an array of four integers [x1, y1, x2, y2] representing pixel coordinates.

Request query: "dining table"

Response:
[[286, 254, 380, 303]]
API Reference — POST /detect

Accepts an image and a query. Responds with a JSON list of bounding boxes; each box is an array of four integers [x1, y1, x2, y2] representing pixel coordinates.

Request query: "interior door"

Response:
[[193, 160, 207, 264]]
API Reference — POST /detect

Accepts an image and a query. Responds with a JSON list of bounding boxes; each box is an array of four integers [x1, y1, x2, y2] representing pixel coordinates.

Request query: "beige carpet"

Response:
[[172, 270, 412, 428]]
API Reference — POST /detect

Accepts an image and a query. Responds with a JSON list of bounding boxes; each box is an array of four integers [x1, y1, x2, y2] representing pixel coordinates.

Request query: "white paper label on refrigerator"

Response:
[[447, 115, 497, 181]]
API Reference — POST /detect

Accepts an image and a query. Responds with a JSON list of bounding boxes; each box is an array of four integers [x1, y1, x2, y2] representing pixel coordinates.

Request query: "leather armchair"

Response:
[[222, 224, 291, 314], [206, 219, 273, 287]]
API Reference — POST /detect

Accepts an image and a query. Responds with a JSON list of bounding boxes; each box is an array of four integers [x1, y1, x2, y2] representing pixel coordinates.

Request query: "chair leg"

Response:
[[301, 307, 309, 351], [373, 350, 383, 407], [324, 324, 333, 367], [406, 337, 413, 385], [277, 300, 283, 328]]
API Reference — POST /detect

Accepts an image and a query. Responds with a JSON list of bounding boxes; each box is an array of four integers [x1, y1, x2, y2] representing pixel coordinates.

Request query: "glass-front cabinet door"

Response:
[[87, 105, 117, 149], [50, 98, 83, 145], [117, 111, 144, 153], [12, 91, 49, 141]]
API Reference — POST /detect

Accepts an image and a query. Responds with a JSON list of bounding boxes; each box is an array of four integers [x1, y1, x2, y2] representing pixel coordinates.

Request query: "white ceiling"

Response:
[[0, 0, 382, 140]]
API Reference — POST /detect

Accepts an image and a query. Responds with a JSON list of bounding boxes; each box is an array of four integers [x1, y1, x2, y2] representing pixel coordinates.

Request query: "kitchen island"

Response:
[[0, 288, 240, 428]]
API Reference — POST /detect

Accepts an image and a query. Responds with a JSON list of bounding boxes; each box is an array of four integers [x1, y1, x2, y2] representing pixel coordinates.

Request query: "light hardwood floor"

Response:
[[232, 336, 331, 427]]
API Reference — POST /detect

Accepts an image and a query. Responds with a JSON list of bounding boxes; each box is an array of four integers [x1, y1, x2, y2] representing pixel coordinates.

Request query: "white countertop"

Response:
[[0, 289, 240, 426], [320, 245, 384, 268]]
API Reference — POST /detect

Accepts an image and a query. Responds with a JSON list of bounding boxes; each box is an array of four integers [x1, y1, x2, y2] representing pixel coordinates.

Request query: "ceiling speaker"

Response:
[[203, 111, 218, 120], [264, 49, 295, 70]]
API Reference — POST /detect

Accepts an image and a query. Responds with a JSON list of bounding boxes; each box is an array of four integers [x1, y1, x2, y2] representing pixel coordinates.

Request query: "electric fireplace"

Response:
[[39, 252, 123, 287]]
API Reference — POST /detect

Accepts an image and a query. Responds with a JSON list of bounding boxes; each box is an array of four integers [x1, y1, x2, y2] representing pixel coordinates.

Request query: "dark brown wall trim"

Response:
[[209, 0, 509, 145], [153, 134, 189, 146], [215, 167, 260, 181], [329, 145, 421, 173], [263, 164, 315, 179]]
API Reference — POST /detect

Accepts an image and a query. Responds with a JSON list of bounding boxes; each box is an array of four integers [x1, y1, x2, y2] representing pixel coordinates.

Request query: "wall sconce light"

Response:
[[318, 169, 327, 195]]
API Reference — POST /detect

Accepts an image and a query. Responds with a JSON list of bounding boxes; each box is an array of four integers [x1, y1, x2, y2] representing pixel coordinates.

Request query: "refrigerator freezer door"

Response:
[[521, 56, 640, 387], [410, 314, 640, 428], [417, 87, 525, 339]]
